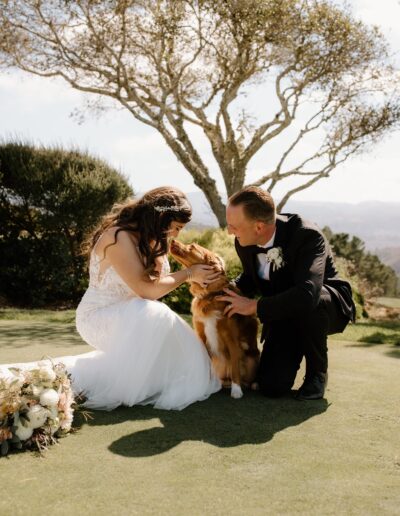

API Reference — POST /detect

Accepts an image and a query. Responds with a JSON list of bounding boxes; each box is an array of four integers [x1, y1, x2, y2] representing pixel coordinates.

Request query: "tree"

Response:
[[1, 0, 399, 226], [0, 141, 133, 306]]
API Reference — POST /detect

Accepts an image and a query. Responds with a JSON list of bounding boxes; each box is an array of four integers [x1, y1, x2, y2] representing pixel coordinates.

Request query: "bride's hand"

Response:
[[187, 264, 221, 286]]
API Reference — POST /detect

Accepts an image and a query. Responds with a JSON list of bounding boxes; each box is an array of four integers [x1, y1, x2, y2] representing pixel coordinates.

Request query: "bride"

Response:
[[1, 187, 221, 410]]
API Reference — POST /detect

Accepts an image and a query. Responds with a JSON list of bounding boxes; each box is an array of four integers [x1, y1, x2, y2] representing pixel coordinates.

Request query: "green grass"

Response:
[[0, 309, 86, 365], [0, 308, 76, 323], [330, 319, 400, 350], [1, 310, 399, 515]]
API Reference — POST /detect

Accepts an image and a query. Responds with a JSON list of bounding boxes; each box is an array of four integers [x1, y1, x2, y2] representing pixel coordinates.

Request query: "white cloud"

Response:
[[113, 133, 167, 154], [1, 71, 81, 109], [351, 0, 399, 29]]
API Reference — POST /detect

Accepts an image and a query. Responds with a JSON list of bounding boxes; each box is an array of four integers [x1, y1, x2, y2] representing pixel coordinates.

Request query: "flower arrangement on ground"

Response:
[[0, 360, 77, 456]]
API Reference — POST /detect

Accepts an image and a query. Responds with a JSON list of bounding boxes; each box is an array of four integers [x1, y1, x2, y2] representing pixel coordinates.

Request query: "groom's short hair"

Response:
[[229, 186, 276, 224]]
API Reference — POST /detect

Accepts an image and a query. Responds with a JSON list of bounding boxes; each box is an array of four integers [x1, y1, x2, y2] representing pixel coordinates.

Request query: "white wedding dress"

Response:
[[1, 251, 221, 411]]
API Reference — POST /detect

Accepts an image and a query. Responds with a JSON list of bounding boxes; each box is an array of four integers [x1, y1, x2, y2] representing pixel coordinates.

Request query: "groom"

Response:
[[218, 186, 355, 400]]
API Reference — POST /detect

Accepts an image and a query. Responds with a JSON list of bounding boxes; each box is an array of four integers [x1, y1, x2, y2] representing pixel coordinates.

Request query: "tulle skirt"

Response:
[[1, 297, 221, 411]]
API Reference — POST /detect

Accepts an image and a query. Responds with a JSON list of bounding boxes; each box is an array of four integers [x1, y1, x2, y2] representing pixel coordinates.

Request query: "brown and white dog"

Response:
[[170, 239, 259, 398]]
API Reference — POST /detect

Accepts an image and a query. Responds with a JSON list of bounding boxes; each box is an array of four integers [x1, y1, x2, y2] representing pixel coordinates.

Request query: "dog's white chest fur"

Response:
[[197, 313, 221, 356]]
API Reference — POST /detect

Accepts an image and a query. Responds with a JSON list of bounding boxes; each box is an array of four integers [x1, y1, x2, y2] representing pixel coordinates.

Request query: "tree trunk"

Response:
[[195, 176, 227, 228]]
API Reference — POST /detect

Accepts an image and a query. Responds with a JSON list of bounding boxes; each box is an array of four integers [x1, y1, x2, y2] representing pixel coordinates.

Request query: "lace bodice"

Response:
[[89, 252, 133, 297], [88, 251, 171, 299], [76, 250, 173, 347]]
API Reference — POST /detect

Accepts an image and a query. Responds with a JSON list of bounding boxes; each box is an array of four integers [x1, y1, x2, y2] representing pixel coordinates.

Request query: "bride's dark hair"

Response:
[[85, 186, 192, 278]]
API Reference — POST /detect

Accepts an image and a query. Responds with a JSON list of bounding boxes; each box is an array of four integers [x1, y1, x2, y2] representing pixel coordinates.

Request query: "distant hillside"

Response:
[[375, 247, 400, 275], [284, 200, 400, 251], [186, 193, 400, 268]]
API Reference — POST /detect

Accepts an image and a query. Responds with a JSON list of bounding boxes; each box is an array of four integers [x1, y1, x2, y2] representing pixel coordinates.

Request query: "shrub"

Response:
[[334, 256, 368, 319], [323, 226, 400, 318], [0, 141, 133, 306]]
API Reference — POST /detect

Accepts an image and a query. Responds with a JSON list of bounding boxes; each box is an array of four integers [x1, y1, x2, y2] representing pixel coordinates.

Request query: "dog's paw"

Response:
[[231, 383, 243, 399]]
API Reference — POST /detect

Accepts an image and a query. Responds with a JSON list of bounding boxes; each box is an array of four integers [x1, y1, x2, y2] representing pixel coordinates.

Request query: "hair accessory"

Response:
[[154, 205, 182, 213]]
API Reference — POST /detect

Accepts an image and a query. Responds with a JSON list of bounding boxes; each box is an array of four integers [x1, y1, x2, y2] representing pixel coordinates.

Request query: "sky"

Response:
[[0, 0, 399, 205]]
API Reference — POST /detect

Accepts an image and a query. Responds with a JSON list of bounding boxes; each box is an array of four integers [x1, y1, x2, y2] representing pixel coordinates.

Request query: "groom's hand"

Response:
[[216, 288, 258, 318]]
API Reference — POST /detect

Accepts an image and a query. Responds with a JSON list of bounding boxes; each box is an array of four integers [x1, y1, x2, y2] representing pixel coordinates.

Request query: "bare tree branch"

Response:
[[1, 0, 399, 225]]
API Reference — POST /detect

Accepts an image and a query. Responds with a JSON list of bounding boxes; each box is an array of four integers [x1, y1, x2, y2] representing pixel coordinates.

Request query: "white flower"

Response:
[[39, 366, 57, 383], [266, 247, 285, 271], [267, 248, 280, 260], [15, 422, 34, 441], [32, 385, 44, 396], [13, 413, 34, 441], [26, 404, 49, 429], [40, 389, 59, 407]]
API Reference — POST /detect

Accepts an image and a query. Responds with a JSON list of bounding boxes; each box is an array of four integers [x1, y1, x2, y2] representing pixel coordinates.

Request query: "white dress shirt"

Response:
[[257, 231, 276, 281]]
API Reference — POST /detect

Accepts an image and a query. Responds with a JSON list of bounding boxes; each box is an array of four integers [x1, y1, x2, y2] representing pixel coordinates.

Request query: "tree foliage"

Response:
[[1, 0, 399, 226], [0, 141, 133, 306]]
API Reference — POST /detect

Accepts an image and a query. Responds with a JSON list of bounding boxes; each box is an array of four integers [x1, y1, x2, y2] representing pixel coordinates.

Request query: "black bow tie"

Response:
[[250, 245, 274, 254]]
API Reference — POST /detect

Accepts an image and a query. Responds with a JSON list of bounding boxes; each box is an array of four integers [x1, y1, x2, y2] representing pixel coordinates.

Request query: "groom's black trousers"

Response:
[[257, 286, 349, 397]]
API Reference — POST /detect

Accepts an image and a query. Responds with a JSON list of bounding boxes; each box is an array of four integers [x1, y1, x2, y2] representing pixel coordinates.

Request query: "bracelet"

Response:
[[186, 268, 193, 282]]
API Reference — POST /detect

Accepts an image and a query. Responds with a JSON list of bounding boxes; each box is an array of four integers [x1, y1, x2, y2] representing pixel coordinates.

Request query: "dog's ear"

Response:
[[204, 252, 224, 270]]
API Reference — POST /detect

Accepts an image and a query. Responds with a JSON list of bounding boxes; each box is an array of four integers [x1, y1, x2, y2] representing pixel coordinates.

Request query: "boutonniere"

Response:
[[265, 247, 285, 271]]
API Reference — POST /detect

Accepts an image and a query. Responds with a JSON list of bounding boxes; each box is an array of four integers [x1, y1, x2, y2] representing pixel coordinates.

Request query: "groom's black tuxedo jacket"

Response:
[[235, 214, 356, 339]]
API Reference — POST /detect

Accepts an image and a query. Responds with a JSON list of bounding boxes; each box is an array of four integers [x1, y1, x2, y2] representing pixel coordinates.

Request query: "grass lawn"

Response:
[[0, 309, 399, 515]]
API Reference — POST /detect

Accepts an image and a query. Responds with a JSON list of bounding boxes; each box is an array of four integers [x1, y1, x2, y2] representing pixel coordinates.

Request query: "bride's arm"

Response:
[[97, 230, 218, 300]]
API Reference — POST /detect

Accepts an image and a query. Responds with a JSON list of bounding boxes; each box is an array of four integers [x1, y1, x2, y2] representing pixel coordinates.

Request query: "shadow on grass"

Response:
[[75, 390, 328, 457], [0, 323, 84, 348], [342, 320, 400, 359], [361, 331, 395, 344], [348, 342, 400, 360], [385, 347, 400, 359]]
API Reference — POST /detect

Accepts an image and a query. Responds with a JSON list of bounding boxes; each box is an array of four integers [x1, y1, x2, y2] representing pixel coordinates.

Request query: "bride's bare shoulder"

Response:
[[95, 227, 139, 256]]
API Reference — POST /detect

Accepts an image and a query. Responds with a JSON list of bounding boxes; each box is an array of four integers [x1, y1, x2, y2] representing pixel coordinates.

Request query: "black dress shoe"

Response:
[[295, 372, 328, 400]]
